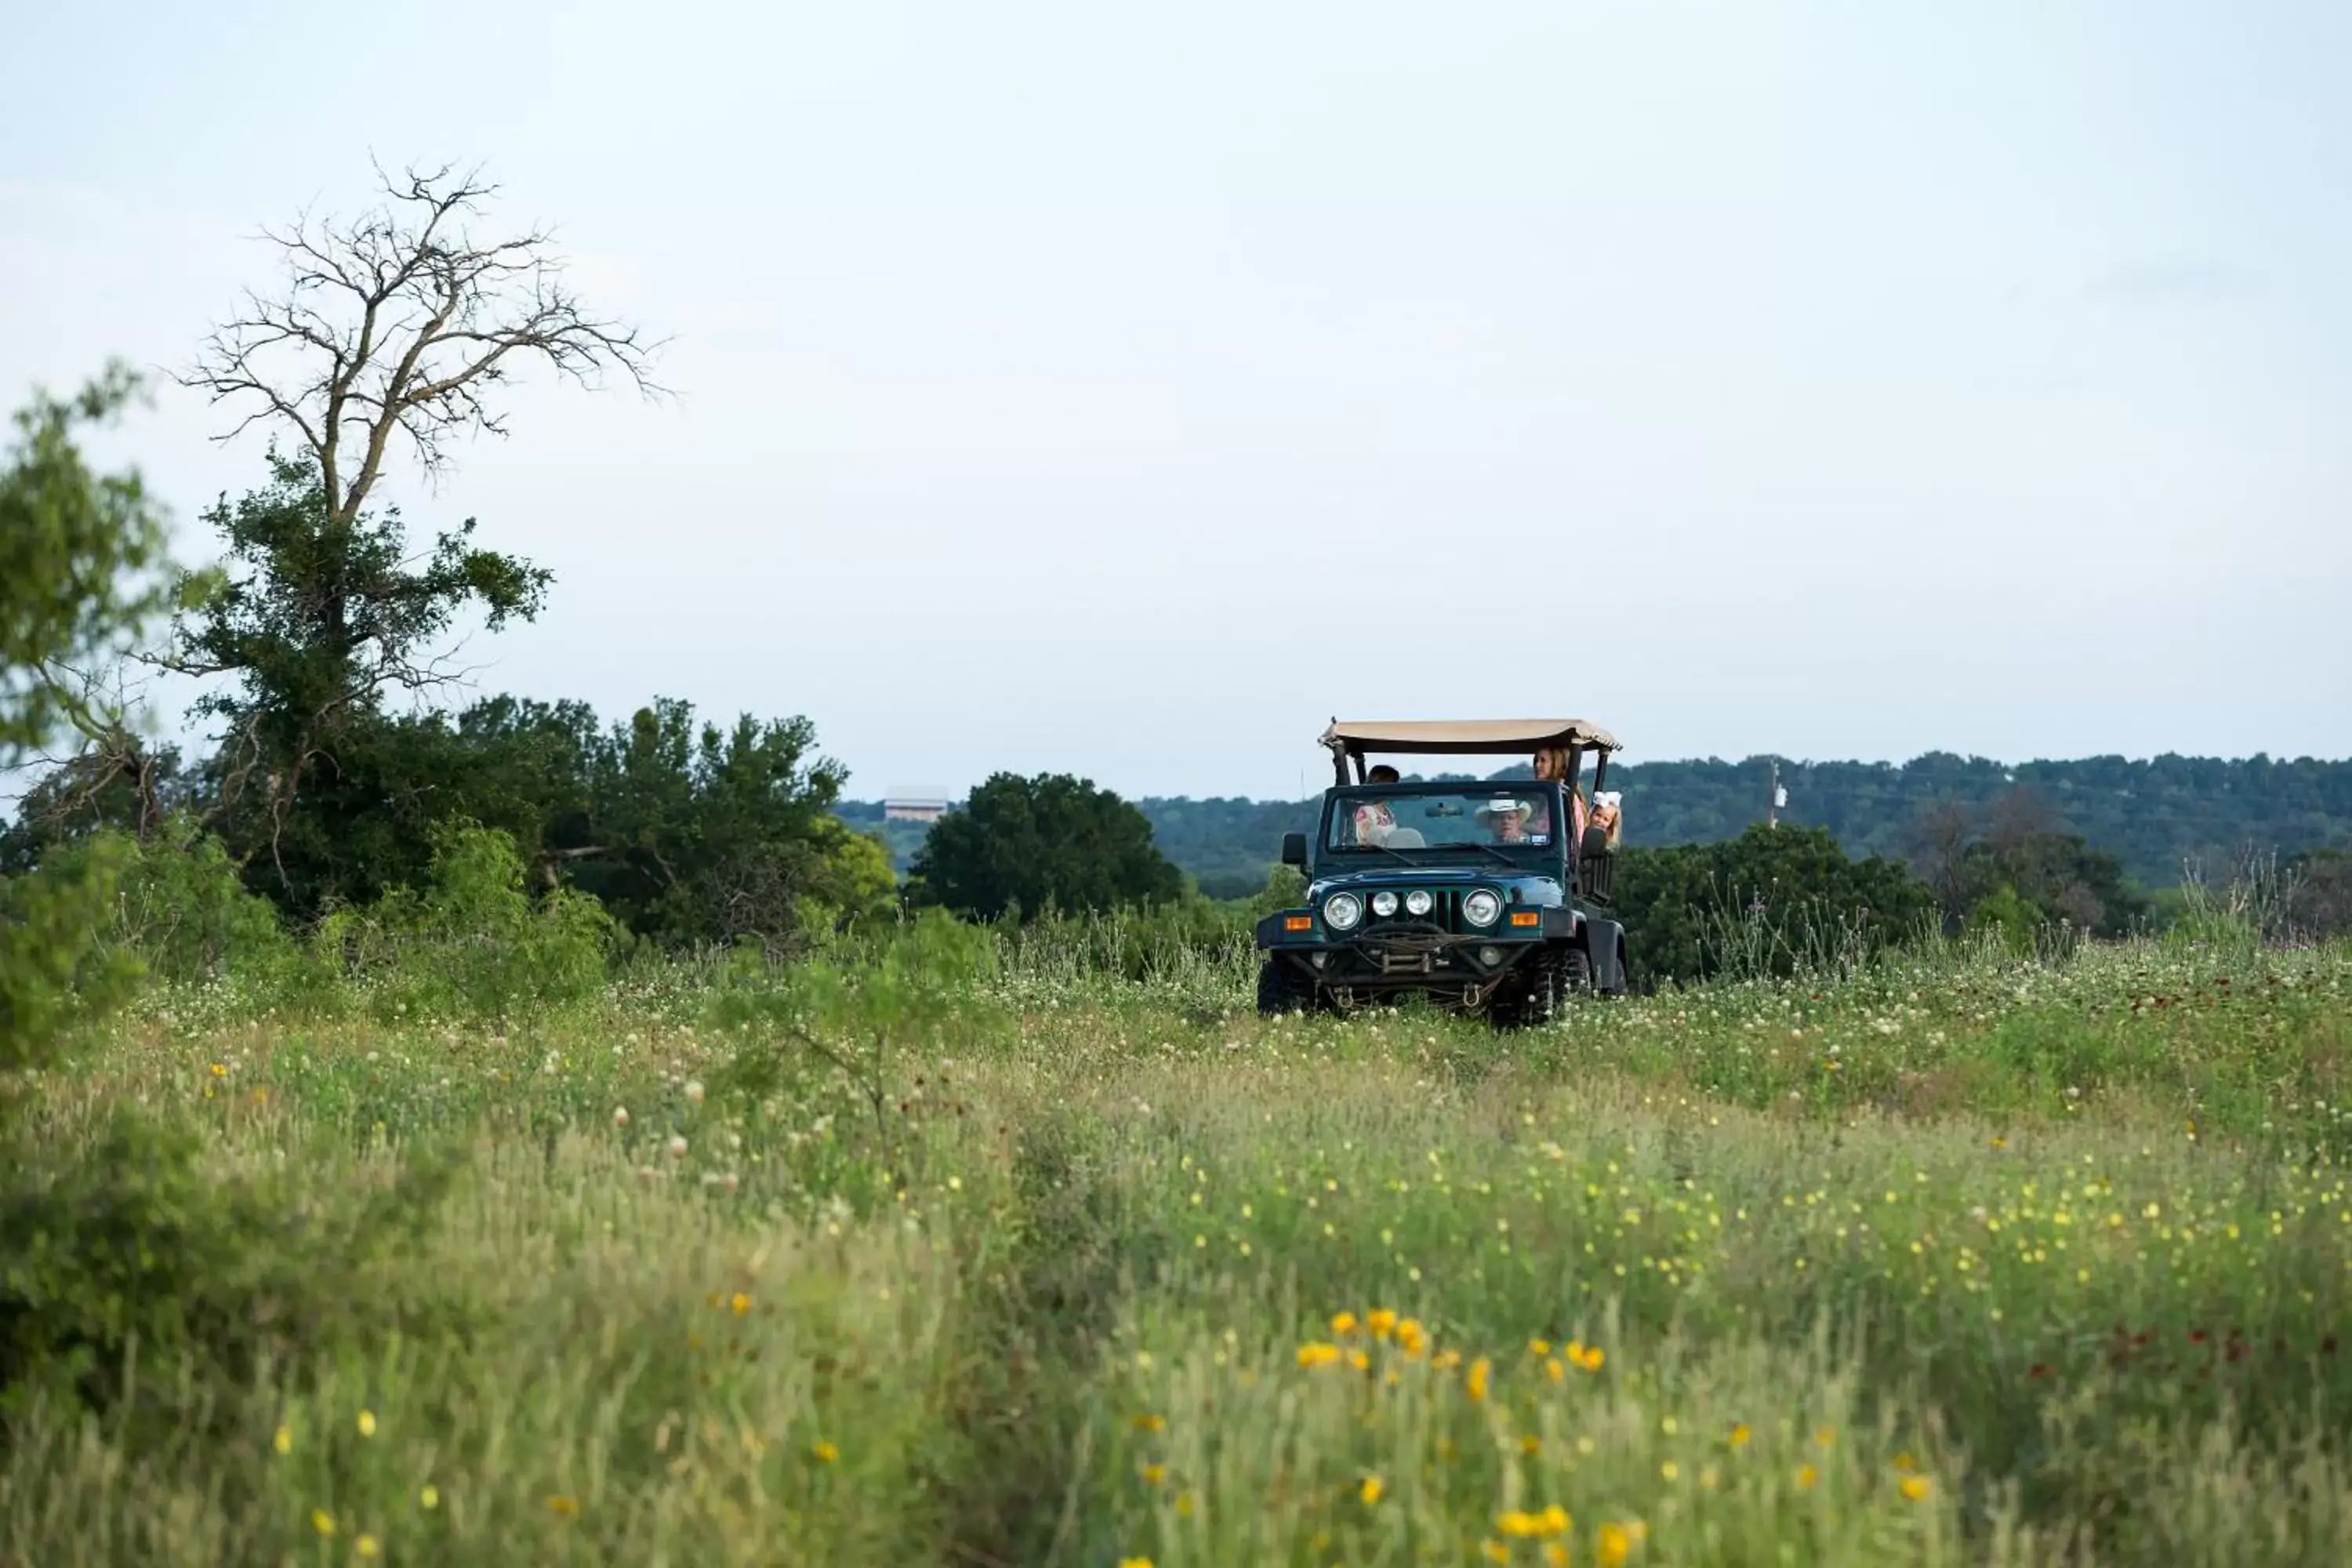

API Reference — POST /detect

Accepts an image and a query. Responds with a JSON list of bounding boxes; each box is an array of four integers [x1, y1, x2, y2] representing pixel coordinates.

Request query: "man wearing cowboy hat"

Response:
[[1475, 796, 1534, 844]]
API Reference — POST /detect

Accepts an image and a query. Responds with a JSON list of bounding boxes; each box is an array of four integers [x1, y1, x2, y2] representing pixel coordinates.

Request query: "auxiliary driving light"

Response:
[[1370, 891, 1399, 917], [1479, 946, 1503, 967], [1403, 889, 1433, 916]]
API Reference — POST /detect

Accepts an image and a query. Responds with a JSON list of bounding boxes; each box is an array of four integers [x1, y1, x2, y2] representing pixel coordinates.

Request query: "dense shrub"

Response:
[[0, 1112, 454, 1443], [90, 818, 303, 987], [1613, 824, 1935, 988], [0, 838, 141, 1087], [320, 819, 613, 1021]]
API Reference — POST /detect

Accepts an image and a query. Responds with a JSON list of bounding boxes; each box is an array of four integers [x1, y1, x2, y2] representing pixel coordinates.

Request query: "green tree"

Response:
[[165, 164, 657, 916], [910, 772, 1182, 922], [1911, 788, 2147, 937], [558, 699, 856, 949], [0, 365, 175, 1082], [164, 453, 551, 915]]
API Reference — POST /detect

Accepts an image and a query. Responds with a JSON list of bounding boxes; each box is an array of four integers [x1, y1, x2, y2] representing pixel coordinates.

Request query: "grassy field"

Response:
[[3, 924, 2349, 1566]]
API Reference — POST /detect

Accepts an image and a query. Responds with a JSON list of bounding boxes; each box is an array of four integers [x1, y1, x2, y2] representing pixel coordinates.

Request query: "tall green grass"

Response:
[[2, 930, 2347, 1564]]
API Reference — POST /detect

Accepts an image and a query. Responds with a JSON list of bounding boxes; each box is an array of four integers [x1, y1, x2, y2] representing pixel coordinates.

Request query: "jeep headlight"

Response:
[[1324, 891, 1364, 931], [1404, 889, 1434, 916], [1370, 890, 1399, 917], [1462, 889, 1501, 927]]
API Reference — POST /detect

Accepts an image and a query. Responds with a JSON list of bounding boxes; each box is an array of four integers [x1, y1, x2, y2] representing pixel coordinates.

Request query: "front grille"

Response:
[[1363, 888, 1463, 934]]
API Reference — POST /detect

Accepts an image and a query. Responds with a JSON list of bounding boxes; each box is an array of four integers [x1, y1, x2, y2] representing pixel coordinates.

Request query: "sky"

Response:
[[4, 0, 2348, 802]]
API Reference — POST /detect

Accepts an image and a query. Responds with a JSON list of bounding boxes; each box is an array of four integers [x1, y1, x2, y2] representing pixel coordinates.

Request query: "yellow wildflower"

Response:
[[1467, 1357, 1492, 1402], [1481, 1541, 1511, 1564], [356, 1536, 379, 1559], [1396, 1318, 1428, 1357], [1546, 1357, 1566, 1381], [1598, 1522, 1633, 1566], [1366, 1308, 1398, 1339], [1348, 1349, 1371, 1371], [1118, 1559, 1155, 1568], [209, 1063, 227, 1078], [547, 1495, 580, 1518], [1577, 1345, 1605, 1372], [1795, 1464, 1820, 1490], [1331, 1311, 1359, 1334], [420, 1484, 440, 1509], [1297, 1341, 1343, 1369], [1131, 1413, 1166, 1432], [273, 1425, 292, 1456], [1814, 1425, 1835, 1448], [311, 1511, 336, 1537], [1530, 1338, 1552, 1356], [1142, 1462, 1166, 1485], [1660, 1461, 1679, 1481], [1433, 1348, 1463, 1372], [731, 1291, 752, 1316], [357, 1409, 376, 1438], [1521, 1434, 1543, 1455], [812, 1440, 840, 1463], [1729, 1422, 1752, 1448], [1499, 1507, 1568, 1537], [1900, 1475, 1933, 1502], [1359, 1475, 1384, 1504], [1544, 1547, 1570, 1568]]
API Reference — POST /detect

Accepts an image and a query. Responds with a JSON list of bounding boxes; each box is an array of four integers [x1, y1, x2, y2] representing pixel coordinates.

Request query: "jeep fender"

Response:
[[1580, 916, 1627, 993]]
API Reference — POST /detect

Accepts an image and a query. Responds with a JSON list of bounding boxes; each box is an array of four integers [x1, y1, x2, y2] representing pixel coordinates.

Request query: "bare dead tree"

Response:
[[183, 159, 664, 537], [157, 162, 663, 902]]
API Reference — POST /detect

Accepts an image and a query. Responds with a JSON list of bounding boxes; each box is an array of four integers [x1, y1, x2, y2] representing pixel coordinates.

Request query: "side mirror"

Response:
[[1280, 832, 1308, 869], [1581, 825, 1611, 861]]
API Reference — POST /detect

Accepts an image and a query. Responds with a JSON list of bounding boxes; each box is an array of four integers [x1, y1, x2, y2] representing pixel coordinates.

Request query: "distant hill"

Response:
[[840, 753, 2352, 897]]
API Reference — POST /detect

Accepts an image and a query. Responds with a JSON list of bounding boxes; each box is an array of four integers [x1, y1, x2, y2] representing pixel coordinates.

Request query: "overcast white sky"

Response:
[[5, 0, 2347, 801]]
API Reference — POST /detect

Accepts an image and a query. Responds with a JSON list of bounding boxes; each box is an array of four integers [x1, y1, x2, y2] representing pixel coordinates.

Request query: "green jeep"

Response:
[[1253, 719, 1629, 1024]]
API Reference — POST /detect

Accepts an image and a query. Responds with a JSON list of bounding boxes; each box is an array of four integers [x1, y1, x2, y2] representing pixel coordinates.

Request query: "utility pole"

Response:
[[1767, 759, 1783, 830]]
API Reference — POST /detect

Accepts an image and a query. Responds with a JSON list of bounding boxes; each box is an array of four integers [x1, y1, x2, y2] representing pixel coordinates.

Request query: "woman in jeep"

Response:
[[1530, 746, 1588, 843]]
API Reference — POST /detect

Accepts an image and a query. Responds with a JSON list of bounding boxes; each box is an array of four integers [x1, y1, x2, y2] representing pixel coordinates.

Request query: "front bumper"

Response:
[[1254, 908, 1581, 1003]]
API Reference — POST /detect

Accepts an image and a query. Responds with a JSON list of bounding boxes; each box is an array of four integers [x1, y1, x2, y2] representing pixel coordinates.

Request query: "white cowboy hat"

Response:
[[1474, 797, 1529, 818]]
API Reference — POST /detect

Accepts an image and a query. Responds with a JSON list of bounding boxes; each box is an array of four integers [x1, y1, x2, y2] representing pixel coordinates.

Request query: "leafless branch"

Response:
[[183, 160, 666, 521]]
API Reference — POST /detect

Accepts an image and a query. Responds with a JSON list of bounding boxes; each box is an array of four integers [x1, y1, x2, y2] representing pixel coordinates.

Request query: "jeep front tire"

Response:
[[1256, 956, 1319, 1017]]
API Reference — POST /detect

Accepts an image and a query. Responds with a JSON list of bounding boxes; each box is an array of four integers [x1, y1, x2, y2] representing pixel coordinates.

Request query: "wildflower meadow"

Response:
[[3, 916, 2349, 1566]]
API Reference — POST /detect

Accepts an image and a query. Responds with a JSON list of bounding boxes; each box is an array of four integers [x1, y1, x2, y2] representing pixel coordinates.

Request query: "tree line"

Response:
[[854, 749, 2351, 909]]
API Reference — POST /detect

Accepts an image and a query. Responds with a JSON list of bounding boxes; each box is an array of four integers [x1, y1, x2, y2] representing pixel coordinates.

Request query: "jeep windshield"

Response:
[[1324, 786, 1564, 857]]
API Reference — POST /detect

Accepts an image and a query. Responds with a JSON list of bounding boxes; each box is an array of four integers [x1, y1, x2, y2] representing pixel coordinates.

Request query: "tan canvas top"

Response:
[[1321, 718, 1621, 755]]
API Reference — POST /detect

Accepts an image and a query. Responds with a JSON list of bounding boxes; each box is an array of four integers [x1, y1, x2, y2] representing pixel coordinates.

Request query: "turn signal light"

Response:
[[1284, 915, 1314, 931], [1508, 911, 1541, 927]]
